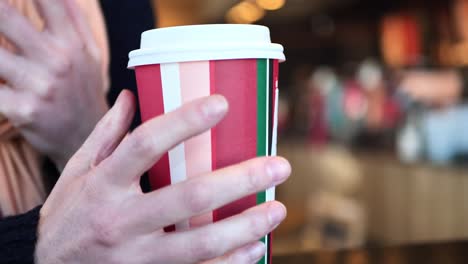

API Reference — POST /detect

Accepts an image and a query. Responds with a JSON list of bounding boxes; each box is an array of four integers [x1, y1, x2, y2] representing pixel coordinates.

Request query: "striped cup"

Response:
[[129, 25, 285, 264]]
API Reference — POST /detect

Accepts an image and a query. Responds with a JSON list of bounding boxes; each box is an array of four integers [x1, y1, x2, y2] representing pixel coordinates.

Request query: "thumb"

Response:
[[63, 90, 136, 178]]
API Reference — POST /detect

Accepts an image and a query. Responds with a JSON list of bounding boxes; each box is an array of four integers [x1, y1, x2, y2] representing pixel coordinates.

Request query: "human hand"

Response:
[[0, 0, 108, 170], [36, 91, 291, 264]]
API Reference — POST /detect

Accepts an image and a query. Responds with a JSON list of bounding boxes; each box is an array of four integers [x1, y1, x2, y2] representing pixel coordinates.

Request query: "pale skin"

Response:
[[37, 92, 291, 263], [0, 0, 109, 171]]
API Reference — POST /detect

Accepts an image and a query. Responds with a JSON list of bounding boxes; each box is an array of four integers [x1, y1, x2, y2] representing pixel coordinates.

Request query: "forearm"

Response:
[[0, 206, 42, 264]]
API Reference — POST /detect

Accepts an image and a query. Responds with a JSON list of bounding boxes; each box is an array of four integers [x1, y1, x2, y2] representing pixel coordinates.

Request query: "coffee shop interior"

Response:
[[154, 0, 468, 261]]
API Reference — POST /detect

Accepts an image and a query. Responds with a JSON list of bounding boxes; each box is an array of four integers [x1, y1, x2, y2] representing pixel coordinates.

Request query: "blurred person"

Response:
[[398, 0, 468, 164], [307, 68, 329, 145], [397, 0, 468, 107]]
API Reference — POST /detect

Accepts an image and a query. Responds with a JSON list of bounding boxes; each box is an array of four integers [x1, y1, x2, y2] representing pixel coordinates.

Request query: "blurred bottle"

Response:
[[397, 112, 424, 163]]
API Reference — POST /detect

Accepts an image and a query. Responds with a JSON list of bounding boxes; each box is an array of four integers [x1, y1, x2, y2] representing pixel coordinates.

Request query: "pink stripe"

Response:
[[210, 61, 218, 222], [179, 61, 213, 227]]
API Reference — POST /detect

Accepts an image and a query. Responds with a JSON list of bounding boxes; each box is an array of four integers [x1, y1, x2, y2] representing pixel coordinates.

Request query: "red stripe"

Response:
[[212, 59, 258, 222], [135, 65, 173, 232]]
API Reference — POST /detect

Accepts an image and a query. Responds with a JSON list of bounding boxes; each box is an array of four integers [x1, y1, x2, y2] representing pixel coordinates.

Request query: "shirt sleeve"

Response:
[[0, 206, 42, 264]]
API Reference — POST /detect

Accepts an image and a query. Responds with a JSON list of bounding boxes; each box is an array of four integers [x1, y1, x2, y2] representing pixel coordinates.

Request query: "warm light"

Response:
[[256, 0, 286, 11], [226, 1, 265, 24]]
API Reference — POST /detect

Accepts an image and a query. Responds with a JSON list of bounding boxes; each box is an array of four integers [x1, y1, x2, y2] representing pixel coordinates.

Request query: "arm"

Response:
[[0, 206, 41, 264]]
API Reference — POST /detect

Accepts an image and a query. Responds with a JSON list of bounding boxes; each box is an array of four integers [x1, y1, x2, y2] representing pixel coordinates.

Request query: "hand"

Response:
[[0, 0, 108, 170], [36, 91, 291, 264]]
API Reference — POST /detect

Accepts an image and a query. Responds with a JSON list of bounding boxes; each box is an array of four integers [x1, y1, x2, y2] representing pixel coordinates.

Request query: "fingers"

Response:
[[0, 86, 34, 125], [0, 1, 47, 56], [202, 242, 266, 264], [63, 0, 100, 59], [129, 157, 290, 233], [35, 0, 77, 41], [158, 202, 286, 263], [0, 47, 50, 96], [97, 95, 229, 188], [63, 90, 135, 177]]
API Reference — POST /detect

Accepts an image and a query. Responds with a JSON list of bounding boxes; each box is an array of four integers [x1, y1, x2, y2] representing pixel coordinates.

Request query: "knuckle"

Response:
[[191, 234, 219, 261], [20, 100, 39, 123], [51, 56, 73, 78], [126, 130, 152, 156], [40, 80, 58, 98], [13, 68, 30, 86], [94, 112, 114, 132], [89, 211, 122, 247], [73, 41, 87, 52], [246, 163, 262, 192], [226, 250, 249, 264], [0, 2, 12, 18], [247, 213, 268, 239], [179, 105, 205, 130], [183, 180, 211, 214]]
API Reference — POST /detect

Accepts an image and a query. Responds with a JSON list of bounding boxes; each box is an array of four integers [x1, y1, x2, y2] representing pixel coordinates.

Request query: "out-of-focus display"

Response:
[[154, 0, 468, 255]]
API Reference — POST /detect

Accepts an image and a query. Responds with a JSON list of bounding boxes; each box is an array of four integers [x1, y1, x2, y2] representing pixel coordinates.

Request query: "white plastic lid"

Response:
[[128, 24, 285, 68]]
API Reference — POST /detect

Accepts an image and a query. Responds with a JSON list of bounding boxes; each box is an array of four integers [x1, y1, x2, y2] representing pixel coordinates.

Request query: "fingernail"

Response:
[[268, 203, 287, 226], [202, 95, 228, 119], [266, 158, 291, 183], [247, 242, 266, 262]]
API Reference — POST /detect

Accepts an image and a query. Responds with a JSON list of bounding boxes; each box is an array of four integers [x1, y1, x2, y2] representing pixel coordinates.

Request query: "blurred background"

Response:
[[153, 0, 468, 256]]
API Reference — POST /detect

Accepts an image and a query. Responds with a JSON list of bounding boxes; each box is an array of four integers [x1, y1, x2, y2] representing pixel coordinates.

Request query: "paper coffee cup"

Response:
[[129, 24, 285, 264]]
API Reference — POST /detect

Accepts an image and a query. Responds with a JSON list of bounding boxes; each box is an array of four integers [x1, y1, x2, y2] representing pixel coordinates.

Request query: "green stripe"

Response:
[[257, 59, 268, 264], [257, 59, 267, 204]]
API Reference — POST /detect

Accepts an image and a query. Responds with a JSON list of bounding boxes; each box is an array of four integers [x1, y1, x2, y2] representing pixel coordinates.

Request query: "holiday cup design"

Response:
[[129, 25, 285, 264]]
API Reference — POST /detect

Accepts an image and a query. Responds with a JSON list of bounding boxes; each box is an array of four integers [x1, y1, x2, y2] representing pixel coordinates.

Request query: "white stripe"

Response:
[[272, 88, 279, 157], [161, 63, 189, 230], [265, 60, 270, 156], [263, 235, 269, 264], [161, 63, 183, 113], [266, 87, 279, 203], [263, 88, 279, 264]]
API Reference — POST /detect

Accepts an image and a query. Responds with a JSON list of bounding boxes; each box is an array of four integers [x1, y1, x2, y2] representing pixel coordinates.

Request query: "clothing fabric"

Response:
[[0, 206, 41, 264], [0, 0, 47, 219], [100, 0, 155, 192]]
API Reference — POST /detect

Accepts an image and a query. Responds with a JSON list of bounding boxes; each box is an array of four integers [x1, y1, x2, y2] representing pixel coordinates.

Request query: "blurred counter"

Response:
[[274, 141, 468, 255], [272, 240, 468, 264]]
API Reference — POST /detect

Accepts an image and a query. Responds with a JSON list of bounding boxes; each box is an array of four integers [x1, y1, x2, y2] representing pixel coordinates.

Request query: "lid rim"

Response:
[[128, 50, 286, 69], [128, 24, 285, 68]]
